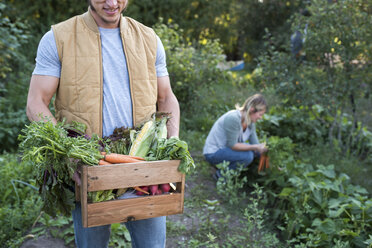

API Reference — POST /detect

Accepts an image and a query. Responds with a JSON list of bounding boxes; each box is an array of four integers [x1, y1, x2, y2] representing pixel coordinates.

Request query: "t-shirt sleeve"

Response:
[[32, 30, 61, 78], [155, 35, 169, 77], [249, 124, 259, 145], [223, 113, 241, 148]]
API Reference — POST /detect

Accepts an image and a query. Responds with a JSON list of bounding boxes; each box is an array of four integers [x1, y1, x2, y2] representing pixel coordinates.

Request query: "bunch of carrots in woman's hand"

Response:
[[258, 153, 270, 173], [98, 152, 145, 165]]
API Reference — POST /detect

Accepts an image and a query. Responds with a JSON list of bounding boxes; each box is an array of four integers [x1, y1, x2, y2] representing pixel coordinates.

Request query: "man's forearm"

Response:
[[158, 93, 180, 137], [26, 97, 57, 123], [26, 75, 59, 124]]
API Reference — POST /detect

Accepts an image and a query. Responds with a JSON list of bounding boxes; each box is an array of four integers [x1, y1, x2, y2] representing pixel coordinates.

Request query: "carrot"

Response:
[[134, 186, 149, 195], [258, 155, 265, 172], [258, 154, 267, 172], [101, 151, 107, 156], [104, 153, 142, 164], [99, 159, 112, 165], [265, 156, 270, 169], [128, 155, 145, 161]]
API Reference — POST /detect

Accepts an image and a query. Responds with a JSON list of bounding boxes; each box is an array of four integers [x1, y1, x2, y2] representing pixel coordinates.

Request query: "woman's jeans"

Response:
[[204, 147, 255, 171], [72, 202, 166, 248]]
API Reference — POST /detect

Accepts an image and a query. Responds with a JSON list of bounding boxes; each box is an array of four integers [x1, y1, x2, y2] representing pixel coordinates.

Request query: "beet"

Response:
[[149, 185, 159, 195], [160, 183, 171, 193]]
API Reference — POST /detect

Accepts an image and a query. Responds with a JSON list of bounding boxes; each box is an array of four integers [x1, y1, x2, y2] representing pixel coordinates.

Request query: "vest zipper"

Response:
[[98, 33, 103, 137]]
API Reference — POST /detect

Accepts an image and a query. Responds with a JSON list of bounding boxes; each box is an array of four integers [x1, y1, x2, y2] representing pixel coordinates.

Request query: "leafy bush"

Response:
[[256, 0, 372, 157], [154, 20, 236, 130], [260, 106, 327, 146], [0, 3, 32, 152], [259, 105, 372, 161], [0, 154, 42, 247], [255, 137, 372, 247], [216, 161, 248, 205]]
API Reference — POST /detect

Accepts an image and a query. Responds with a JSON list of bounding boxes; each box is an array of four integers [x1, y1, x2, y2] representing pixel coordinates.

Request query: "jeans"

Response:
[[204, 147, 255, 170], [72, 202, 166, 248]]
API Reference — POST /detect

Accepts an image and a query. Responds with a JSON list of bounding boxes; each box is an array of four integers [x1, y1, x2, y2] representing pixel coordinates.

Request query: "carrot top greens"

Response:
[[18, 120, 103, 216]]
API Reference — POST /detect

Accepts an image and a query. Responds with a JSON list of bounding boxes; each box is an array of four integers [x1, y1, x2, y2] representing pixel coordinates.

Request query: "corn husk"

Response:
[[129, 120, 156, 157]]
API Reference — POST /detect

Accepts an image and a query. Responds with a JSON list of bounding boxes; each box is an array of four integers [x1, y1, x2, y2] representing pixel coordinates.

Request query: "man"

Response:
[[26, 0, 180, 247]]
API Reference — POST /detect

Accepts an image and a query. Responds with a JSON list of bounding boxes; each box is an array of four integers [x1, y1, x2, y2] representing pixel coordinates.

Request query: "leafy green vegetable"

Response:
[[104, 126, 134, 155], [18, 120, 103, 216], [89, 190, 115, 203], [147, 136, 196, 174]]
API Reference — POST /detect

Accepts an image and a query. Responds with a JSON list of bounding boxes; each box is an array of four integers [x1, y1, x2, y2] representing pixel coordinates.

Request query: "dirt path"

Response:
[[21, 235, 68, 248]]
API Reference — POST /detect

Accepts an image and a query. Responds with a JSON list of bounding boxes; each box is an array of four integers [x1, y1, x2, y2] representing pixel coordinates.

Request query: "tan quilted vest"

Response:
[[52, 10, 157, 137]]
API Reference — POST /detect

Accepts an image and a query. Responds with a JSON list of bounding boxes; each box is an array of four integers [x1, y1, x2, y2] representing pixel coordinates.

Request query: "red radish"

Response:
[[149, 185, 158, 195], [156, 189, 163, 195], [160, 183, 171, 193]]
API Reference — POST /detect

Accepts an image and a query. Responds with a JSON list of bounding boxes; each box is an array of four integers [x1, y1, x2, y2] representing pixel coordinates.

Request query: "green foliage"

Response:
[[126, 0, 232, 53], [259, 106, 327, 147], [154, 20, 232, 118], [216, 161, 248, 205], [256, 0, 372, 157], [147, 136, 196, 174], [232, 0, 303, 60], [109, 223, 132, 247], [6, 0, 86, 37], [240, 184, 281, 248], [126, 0, 302, 61], [0, 2, 32, 152], [256, 137, 372, 247], [30, 214, 75, 247], [18, 120, 104, 217], [0, 3, 28, 80], [260, 105, 372, 160], [0, 109, 28, 152], [0, 154, 42, 247], [299, 144, 372, 194]]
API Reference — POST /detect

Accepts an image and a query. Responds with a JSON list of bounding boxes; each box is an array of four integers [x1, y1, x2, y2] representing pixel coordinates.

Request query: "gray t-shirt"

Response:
[[33, 28, 168, 137], [203, 110, 259, 155]]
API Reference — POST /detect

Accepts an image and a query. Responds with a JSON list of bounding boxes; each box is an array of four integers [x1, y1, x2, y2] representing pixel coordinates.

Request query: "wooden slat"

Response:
[[86, 193, 183, 227], [177, 173, 186, 212], [86, 160, 181, 191], [80, 166, 88, 227]]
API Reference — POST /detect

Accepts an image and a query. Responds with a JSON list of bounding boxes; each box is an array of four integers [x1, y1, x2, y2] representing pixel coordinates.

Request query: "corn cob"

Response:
[[129, 120, 156, 157]]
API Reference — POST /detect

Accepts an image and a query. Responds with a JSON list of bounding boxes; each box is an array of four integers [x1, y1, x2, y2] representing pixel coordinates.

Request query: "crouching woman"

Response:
[[203, 94, 268, 178]]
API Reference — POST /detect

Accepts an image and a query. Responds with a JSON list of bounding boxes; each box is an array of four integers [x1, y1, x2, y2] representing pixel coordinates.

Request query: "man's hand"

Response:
[[72, 165, 82, 186]]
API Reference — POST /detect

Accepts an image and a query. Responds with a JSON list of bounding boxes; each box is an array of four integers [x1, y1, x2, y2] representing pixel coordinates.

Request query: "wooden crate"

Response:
[[76, 160, 185, 228]]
